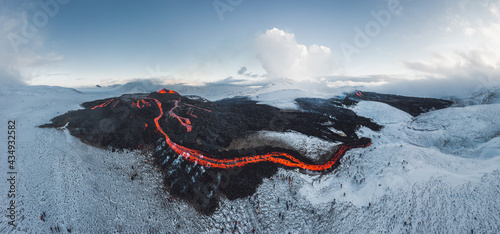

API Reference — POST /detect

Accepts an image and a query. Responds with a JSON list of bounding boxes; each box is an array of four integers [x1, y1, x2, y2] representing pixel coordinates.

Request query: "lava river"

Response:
[[41, 88, 380, 214], [151, 97, 371, 171]]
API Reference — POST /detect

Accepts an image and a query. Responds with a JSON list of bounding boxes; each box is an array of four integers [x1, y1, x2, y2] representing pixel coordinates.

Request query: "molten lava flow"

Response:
[[356, 91, 363, 97], [88, 90, 371, 171], [151, 98, 371, 171], [158, 89, 179, 95], [91, 99, 115, 110], [131, 99, 152, 108], [168, 99, 193, 132]]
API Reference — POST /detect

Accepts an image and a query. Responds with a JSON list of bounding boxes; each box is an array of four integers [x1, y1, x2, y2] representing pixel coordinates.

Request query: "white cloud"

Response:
[[393, 0, 500, 97], [403, 49, 498, 76], [17, 52, 64, 67], [491, 3, 500, 17], [0, 4, 64, 86], [254, 28, 336, 81], [0, 12, 24, 85], [464, 27, 476, 36], [400, 48, 499, 97]]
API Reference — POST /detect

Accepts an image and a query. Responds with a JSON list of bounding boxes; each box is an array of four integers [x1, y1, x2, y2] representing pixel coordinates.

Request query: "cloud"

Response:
[[0, 3, 64, 86], [0, 9, 25, 86], [403, 49, 498, 76], [235, 66, 263, 79], [210, 76, 247, 85], [237, 66, 247, 75], [254, 28, 336, 81], [17, 52, 64, 67], [378, 0, 500, 97], [395, 49, 499, 97]]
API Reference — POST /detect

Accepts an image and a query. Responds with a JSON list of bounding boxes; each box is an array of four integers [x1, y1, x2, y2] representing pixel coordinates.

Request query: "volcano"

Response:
[[4, 82, 494, 233], [41, 89, 383, 214]]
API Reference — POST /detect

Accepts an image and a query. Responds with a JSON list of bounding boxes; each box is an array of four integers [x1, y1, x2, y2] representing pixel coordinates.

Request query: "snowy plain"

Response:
[[1, 81, 499, 233]]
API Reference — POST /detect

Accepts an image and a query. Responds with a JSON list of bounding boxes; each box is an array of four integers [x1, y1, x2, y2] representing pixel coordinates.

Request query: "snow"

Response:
[[350, 100, 413, 125], [247, 80, 346, 109], [405, 104, 500, 157], [254, 89, 312, 110], [1, 81, 499, 233], [235, 130, 342, 162]]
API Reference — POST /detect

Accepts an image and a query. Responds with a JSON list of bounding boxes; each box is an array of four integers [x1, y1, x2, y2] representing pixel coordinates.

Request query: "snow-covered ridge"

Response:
[[406, 103, 500, 158]]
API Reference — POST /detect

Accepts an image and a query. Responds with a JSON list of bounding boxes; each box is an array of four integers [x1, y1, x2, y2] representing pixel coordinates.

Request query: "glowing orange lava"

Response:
[[91, 99, 115, 110], [151, 98, 370, 171], [90, 90, 371, 171], [158, 89, 178, 95], [168, 99, 193, 132], [131, 99, 152, 108]]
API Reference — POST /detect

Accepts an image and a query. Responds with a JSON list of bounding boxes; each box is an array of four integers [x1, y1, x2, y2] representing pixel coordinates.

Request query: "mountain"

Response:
[[1, 82, 499, 233], [40, 89, 379, 214]]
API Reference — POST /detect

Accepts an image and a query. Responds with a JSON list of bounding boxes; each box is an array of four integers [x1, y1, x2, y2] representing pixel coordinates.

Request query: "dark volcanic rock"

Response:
[[347, 91, 453, 117], [295, 98, 383, 138], [40, 89, 381, 215]]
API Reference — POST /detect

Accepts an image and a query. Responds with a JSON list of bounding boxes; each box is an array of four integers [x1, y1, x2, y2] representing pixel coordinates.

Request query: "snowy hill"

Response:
[[406, 104, 500, 158], [1, 82, 499, 233]]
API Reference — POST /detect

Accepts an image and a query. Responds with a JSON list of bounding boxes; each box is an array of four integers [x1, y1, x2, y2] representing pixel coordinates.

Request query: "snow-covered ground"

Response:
[[225, 130, 342, 163], [1, 82, 499, 233]]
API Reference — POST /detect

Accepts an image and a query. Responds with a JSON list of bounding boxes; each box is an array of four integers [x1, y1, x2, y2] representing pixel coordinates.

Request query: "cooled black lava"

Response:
[[41, 89, 386, 214]]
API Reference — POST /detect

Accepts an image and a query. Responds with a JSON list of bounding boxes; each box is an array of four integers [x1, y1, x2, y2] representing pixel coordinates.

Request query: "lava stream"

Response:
[[91, 99, 115, 109], [151, 99, 371, 171]]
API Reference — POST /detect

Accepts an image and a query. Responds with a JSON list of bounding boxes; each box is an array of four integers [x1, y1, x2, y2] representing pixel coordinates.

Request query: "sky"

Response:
[[1, 0, 499, 96]]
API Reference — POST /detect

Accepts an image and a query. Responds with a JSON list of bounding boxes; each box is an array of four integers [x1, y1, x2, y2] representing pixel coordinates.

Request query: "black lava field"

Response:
[[40, 90, 452, 214]]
